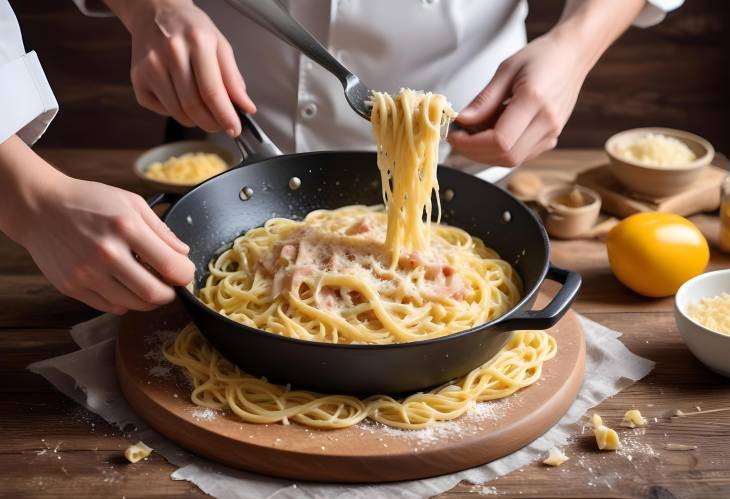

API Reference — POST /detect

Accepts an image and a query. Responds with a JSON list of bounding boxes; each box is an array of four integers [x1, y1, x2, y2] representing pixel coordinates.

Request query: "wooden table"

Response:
[[3, 149, 729, 498]]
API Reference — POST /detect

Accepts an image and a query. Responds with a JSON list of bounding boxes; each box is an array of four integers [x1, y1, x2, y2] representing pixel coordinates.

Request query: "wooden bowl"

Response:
[[134, 141, 239, 193], [537, 184, 601, 239], [605, 127, 714, 198]]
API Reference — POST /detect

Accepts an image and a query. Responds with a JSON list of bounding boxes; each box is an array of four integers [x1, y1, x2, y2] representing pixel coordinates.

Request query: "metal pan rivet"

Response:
[[443, 189, 454, 201], [288, 177, 302, 190], [501, 210, 512, 223], [239, 186, 254, 201]]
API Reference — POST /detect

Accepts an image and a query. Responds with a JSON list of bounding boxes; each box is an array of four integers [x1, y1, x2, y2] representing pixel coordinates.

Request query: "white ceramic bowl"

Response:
[[674, 269, 730, 377]]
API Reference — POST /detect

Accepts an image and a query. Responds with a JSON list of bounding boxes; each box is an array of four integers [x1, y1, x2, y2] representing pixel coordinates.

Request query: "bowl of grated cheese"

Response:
[[605, 127, 714, 198], [675, 269, 730, 377], [134, 141, 238, 193]]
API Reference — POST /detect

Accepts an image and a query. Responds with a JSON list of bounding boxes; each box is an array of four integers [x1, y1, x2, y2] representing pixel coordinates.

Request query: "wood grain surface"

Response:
[[2, 149, 730, 498]]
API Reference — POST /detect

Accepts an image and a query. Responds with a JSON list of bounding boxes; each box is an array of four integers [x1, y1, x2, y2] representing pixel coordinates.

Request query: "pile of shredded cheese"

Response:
[[613, 133, 696, 168], [687, 293, 730, 335], [145, 152, 228, 185]]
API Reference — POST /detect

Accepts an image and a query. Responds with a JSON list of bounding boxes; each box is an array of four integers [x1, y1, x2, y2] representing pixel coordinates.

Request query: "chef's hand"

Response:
[[449, 0, 645, 166], [26, 178, 195, 314], [0, 136, 195, 315], [448, 33, 584, 166], [106, 0, 256, 136]]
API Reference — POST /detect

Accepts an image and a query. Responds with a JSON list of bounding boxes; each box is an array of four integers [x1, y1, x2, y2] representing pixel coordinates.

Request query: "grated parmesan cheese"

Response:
[[687, 293, 730, 335], [145, 152, 228, 185], [613, 133, 696, 168]]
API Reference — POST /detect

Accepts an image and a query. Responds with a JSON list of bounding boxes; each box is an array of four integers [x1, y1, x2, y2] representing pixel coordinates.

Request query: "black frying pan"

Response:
[[149, 116, 581, 395]]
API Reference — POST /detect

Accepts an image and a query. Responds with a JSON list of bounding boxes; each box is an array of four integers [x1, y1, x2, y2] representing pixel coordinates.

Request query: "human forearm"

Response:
[[551, 0, 647, 71], [102, 0, 192, 32], [0, 135, 67, 244], [0, 135, 194, 314]]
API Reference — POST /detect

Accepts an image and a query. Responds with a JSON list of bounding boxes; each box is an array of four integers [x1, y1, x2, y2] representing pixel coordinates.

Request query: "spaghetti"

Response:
[[370, 89, 457, 265], [174, 89, 547, 430], [164, 323, 557, 430], [198, 89, 518, 344], [198, 205, 521, 344]]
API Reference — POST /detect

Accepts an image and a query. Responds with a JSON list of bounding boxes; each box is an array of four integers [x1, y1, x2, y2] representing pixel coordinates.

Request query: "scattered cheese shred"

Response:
[[687, 293, 730, 335], [592, 413, 620, 451], [124, 441, 153, 463], [613, 132, 696, 168], [542, 447, 569, 466], [145, 152, 228, 185], [620, 409, 648, 428]]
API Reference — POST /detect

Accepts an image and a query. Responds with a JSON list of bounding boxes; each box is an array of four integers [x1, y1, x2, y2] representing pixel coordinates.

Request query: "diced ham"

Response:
[[279, 244, 297, 262], [258, 250, 277, 274], [272, 269, 287, 297], [346, 218, 372, 235], [318, 286, 339, 309], [290, 266, 312, 292], [272, 265, 313, 298], [295, 238, 317, 268]]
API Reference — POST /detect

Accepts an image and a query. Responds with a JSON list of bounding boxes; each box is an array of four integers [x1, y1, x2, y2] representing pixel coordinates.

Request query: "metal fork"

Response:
[[224, 0, 373, 121]]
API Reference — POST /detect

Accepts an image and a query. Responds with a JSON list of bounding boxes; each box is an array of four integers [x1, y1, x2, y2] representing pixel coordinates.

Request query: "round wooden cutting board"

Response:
[[117, 294, 585, 483]]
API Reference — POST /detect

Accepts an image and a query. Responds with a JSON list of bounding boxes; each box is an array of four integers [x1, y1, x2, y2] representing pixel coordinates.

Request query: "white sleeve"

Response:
[[71, 0, 113, 17], [634, 0, 684, 28], [0, 1, 58, 145]]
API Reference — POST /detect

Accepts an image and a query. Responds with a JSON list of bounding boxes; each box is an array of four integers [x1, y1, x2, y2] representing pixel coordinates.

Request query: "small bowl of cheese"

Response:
[[606, 128, 714, 198], [135, 141, 238, 193], [675, 269, 730, 377]]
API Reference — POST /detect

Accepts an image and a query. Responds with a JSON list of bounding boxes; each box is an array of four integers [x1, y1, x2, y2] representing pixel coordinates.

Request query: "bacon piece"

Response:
[[279, 243, 297, 262], [346, 218, 372, 235], [272, 265, 313, 298], [318, 286, 339, 309], [295, 238, 317, 268]]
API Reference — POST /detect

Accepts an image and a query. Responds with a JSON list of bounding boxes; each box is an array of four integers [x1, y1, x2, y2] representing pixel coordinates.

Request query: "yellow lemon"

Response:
[[607, 212, 709, 297]]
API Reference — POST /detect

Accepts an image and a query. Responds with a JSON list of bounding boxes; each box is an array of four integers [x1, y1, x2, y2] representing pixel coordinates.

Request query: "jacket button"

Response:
[[301, 103, 318, 119]]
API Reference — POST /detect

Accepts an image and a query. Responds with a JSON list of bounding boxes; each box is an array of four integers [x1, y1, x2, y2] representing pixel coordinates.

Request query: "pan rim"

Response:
[[168, 150, 550, 350]]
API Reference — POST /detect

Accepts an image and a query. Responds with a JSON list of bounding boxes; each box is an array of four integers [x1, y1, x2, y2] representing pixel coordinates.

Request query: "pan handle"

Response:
[[497, 265, 581, 330], [146, 192, 182, 218], [233, 110, 283, 165]]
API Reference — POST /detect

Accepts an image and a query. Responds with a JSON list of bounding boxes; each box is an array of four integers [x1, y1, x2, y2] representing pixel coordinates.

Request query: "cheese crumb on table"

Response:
[[620, 409, 648, 428], [124, 441, 153, 463], [592, 414, 620, 451], [542, 447, 569, 466]]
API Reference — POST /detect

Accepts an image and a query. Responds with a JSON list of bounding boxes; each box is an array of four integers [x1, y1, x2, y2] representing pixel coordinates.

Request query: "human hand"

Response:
[[18, 175, 195, 315], [110, 0, 256, 136], [448, 31, 591, 166]]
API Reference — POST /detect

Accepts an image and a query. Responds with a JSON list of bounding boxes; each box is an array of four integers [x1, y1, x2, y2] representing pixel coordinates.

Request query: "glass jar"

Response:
[[719, 175, 730, 252]]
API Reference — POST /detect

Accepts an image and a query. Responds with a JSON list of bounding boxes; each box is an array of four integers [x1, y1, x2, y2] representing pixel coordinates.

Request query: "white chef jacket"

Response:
[[0, 1, 58, 145], [75, 0, 683, 155]]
